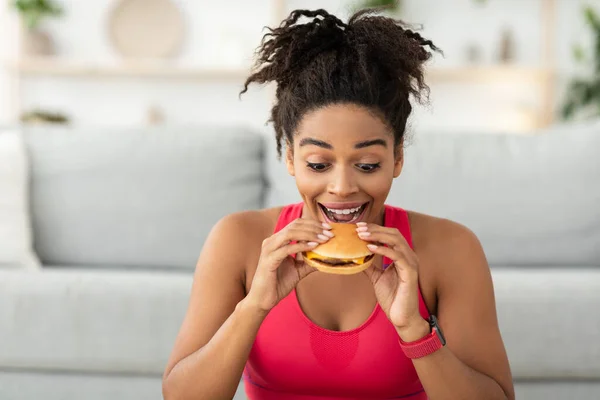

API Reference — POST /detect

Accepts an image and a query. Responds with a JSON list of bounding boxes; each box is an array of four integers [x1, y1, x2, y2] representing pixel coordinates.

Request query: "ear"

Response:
[[393, 145, 404, 178], [285, 143, 295, 177]]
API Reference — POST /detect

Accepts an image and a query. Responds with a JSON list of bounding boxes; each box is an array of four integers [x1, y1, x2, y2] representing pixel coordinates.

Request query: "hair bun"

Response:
[[241, 7, 440, 158]]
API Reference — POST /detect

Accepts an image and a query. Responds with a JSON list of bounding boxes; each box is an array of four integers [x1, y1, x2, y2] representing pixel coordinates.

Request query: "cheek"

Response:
[[359, 173, 393, 200], [293, 165, 327, 198]]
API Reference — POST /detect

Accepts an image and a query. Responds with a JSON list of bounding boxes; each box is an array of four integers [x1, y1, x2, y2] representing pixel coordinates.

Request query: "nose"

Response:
[[327, 167, 359, 198]]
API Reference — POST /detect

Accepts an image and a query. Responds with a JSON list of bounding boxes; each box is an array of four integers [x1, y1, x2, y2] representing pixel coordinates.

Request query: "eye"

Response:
[[356, 163, 381, 173], [306, 162, 330, 172]]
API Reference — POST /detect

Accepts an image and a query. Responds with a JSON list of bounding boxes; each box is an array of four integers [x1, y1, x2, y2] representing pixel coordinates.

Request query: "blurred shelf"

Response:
[[6, 57, 251, 80], [5, 58, 554, 84], [427, 66, 554, 83]]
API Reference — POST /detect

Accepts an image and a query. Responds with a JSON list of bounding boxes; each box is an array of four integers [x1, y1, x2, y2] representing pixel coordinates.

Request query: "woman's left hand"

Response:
[[356, 222, 429, 339]]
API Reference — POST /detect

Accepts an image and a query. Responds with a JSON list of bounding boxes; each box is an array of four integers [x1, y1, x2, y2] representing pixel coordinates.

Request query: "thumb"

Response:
[[297, 264, 317, 280], [295, 253, 317, 280], [363, 263, 382, 285]]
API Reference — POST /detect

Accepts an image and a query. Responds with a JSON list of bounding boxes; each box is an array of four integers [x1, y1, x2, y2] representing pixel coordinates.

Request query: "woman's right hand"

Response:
[[246, 218, 333, 313]]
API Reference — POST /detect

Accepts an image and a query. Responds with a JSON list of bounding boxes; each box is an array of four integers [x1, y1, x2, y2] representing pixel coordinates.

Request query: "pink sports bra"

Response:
[[243, 203, 431, 399]]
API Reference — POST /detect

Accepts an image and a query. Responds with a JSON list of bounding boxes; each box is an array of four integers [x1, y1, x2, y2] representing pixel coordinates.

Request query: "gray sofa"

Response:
[[1, 124, 599, 400]]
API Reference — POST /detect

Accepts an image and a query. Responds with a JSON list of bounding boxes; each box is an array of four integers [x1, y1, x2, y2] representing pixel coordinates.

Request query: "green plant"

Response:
[[21, 109, 69, 125], [356, 0, 490, 15], [12, 0, 63, 31], [562, 5, 600, 120], [356, 0, 401, 13]]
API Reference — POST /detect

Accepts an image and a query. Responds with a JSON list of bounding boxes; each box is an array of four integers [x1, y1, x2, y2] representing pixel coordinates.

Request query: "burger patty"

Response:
[[318, 254, 374, 266], [319, 258, 356, 266]]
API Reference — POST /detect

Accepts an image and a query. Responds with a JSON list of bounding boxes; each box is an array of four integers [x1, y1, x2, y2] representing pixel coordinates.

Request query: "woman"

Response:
[[162, 8, 514, 400]]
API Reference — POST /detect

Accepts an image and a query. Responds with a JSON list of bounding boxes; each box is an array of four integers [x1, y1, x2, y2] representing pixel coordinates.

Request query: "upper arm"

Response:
[[162, 212, 259, 380], [434, 221, 515, 399]]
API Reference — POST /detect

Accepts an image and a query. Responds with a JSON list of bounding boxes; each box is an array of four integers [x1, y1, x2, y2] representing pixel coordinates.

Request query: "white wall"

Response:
[[0, 0, 19, 124], [2, 0, 599, 132], [6, 0, 276, 130]]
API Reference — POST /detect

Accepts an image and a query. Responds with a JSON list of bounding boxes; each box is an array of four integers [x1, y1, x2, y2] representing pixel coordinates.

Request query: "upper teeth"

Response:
[[327, 206, 362, 215]]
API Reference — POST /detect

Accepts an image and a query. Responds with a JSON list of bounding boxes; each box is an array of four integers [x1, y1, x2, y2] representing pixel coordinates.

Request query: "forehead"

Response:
[[295, 104, 392, 144]]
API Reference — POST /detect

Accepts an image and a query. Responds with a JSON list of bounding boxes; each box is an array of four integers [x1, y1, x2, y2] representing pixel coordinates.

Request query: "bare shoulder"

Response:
[[207, 207, 283, 275], [407, 211, 488, 298], [408, 211, 483, 257], [214, 207, 281, 241]]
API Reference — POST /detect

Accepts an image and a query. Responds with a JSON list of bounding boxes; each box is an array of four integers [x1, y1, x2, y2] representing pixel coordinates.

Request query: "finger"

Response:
[[356, 229, 416, 264], [287, 228, 333, 245], [260, 218, 333, 256], [266, 241, 319, 271], [362, 262, 383, 283], [364, 243, 405, 267], [365, 244, 419, 278], [356, 223, 403, 236], [295, 256, 317, 280], [266, 227, 333, 252], [358, 231, 406, 250], [356, 225, 408, 247], [290, 219, 333, 237], [294, 218, 332, 230], [284, 219, 333, 240], [356, 222, 398, 232]]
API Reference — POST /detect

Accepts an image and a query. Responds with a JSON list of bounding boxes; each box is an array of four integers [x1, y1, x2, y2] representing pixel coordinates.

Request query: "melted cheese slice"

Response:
[[304, 251, 367, 264]]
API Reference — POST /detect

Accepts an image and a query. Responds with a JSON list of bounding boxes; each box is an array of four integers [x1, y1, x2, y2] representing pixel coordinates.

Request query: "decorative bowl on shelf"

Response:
[[107, 0, 186, 59]]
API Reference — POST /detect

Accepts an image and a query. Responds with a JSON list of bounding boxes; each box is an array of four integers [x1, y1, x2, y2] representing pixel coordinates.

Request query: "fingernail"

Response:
[[307, 242, 318, 247], [358, 231, 371, 237], [322, 222, 332, 229], [356, 222, 367, 226], [367, 244, 378, 250], [317, 234, 329, 241], [322, 230, 334, 237], [356, 226, 368, 232]]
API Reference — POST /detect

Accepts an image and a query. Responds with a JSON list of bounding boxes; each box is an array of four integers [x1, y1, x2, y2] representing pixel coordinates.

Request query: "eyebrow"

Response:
[[354, 139, 387, 149], [298, 138, 388, 149], [299, 138, 332, 149]]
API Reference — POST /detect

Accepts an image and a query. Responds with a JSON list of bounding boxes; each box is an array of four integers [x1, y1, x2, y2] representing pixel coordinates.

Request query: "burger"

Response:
[[302, 223, 375, 275]]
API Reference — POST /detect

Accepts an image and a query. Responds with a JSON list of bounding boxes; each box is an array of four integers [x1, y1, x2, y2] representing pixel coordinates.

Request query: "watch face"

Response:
[[430, 315, 446, 346]]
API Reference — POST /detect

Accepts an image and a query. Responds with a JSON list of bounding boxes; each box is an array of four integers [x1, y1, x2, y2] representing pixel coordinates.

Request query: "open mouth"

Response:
[[318, 202, 368, 224]]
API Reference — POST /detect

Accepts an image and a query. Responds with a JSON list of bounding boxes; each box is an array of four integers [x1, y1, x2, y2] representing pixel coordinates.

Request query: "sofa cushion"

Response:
[[0, 371, 162, 400], [2, 267, 598, 380], [492, 267, 600, 379], [513, 381, 600, 400], [0, 371, 249, 400], [0, 268, 192, 374], [0, 131, 40, 269], [265, 129, 600, 266], [393, 130, 600, 267], [25, 126, 265, 270]]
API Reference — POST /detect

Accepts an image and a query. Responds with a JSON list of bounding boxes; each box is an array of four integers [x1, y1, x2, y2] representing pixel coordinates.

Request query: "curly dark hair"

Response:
[[240, 8, 440, 158]]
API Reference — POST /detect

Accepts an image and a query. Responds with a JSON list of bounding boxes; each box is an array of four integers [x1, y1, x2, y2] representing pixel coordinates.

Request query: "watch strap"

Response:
[[398, 315, 446, 359]]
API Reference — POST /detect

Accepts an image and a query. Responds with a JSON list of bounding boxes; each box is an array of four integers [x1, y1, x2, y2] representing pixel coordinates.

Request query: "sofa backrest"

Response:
[[264, 127, 600, 267], [25, 126, 265, 270]]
